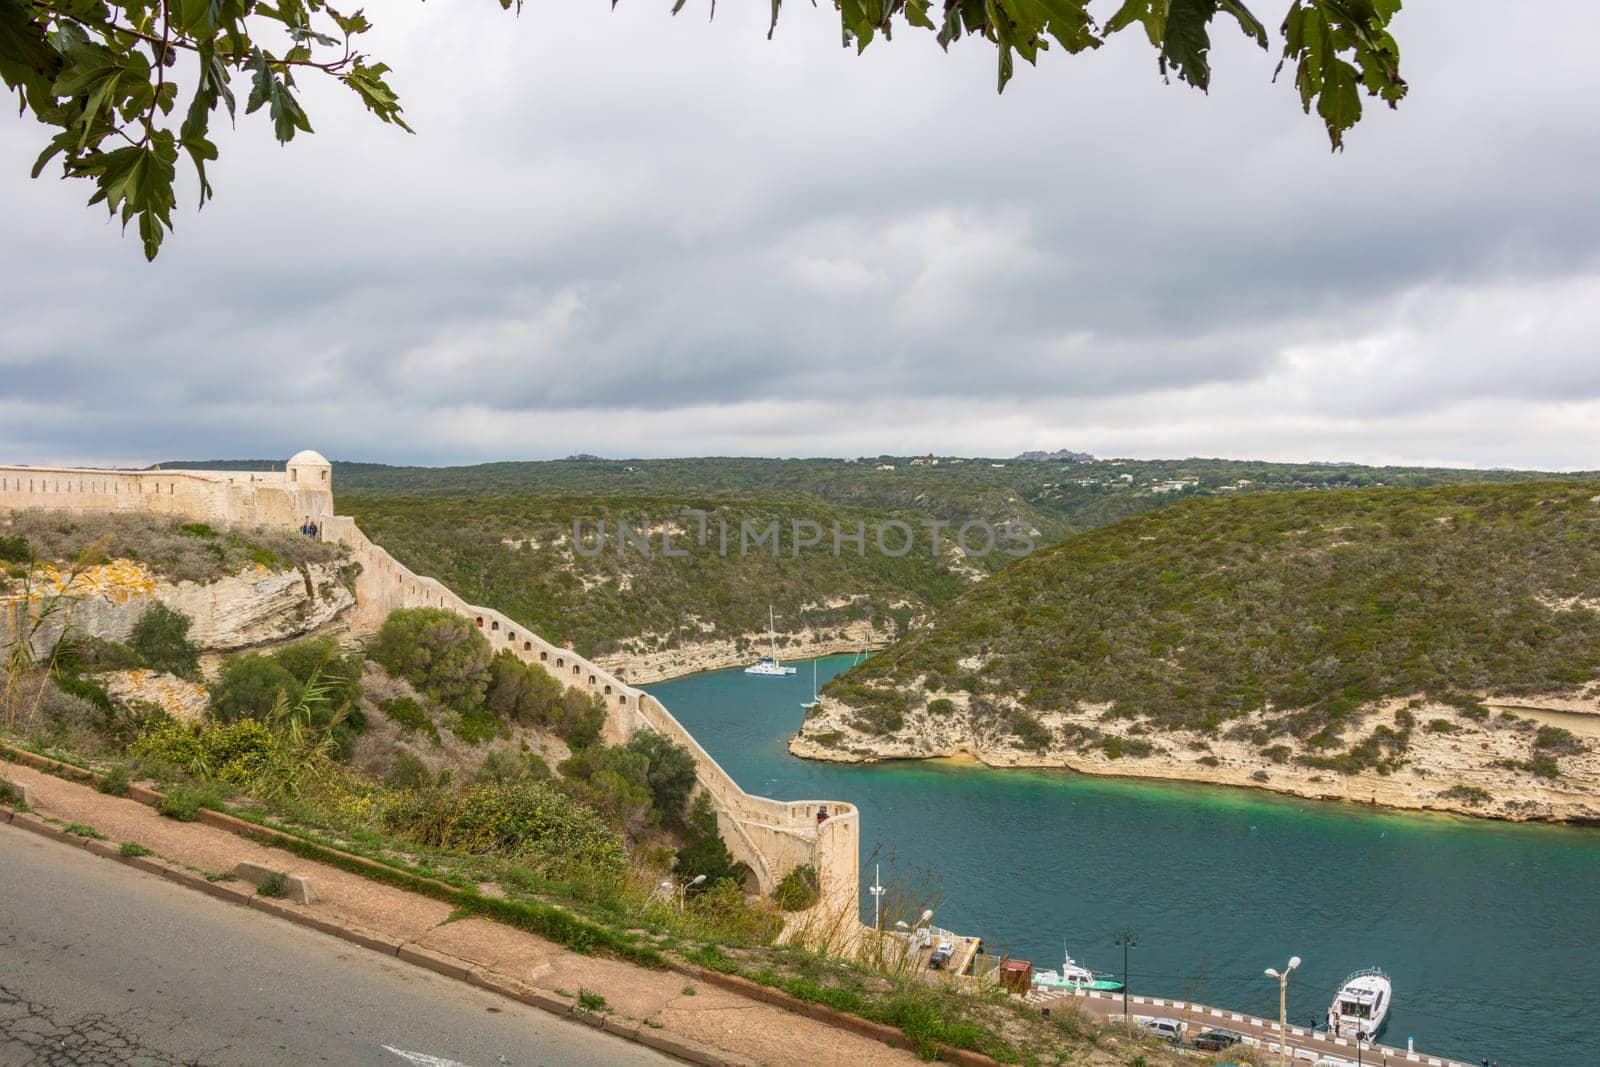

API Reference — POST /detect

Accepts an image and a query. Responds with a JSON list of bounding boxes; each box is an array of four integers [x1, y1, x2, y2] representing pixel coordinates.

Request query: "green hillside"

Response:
[[339, 493, 971, 658], [828, 481, 1600, 744], [169, 455, 1585, 547], [164, 456, 1593, 664]]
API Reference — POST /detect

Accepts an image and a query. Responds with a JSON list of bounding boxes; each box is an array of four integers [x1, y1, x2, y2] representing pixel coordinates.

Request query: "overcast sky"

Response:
[[3, 1, 1598, 470]]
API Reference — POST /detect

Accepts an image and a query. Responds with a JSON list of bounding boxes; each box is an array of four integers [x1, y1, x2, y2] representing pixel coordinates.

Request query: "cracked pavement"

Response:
[[0, 821, 669, 1066]]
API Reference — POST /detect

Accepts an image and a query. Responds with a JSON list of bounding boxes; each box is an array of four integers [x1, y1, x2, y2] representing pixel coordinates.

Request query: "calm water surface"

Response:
[[647, 656, 1600, 1067]]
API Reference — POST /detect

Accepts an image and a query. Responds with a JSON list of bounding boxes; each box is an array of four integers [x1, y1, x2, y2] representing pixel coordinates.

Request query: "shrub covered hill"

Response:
[[162, 456, 1589, 682], [794, 482, 1600, 823]]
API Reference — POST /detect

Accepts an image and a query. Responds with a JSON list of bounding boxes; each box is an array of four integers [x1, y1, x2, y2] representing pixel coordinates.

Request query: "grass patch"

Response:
[[119, 841, 154, 857], [96, 763, 131, 796]]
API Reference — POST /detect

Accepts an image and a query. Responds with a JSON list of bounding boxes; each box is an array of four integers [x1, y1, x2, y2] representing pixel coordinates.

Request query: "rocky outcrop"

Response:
[[594, 619, 892, 685], [791, 688, 1600, 825], [100, 669, 209, 722], [7, 559, 355, 655]]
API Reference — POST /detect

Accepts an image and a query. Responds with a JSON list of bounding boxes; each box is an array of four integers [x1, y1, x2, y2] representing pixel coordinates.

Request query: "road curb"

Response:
[[0, 792, 746, 1067], [1, 744, 1002, 1067]]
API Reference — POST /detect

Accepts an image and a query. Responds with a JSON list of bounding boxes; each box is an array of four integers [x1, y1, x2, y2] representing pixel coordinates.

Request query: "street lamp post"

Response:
[[1112, 929, 1136, 1033], [661, 873, 706, 911], [1263, 956, 1302, 1067], [868, 864, 886, 931]]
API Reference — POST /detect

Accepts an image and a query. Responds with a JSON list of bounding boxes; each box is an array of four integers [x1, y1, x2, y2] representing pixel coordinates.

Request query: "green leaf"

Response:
[[342, 60, 411, 132], [246, 47, 313, 143], [75, 131, 179, 260]]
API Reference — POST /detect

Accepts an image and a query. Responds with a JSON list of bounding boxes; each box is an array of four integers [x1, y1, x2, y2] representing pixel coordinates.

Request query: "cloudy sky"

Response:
[[3, 1, 1598, 470]]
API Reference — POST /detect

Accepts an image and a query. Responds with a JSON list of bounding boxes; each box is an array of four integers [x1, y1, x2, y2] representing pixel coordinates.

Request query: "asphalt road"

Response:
[[0, 821, 672, 1066]]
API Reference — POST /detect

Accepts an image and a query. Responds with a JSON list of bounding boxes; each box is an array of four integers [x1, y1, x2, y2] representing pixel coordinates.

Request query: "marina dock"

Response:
[[1025, 986, 1483, 1067]]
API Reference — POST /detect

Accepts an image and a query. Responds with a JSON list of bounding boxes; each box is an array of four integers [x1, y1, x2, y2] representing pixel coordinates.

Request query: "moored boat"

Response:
[[1030, 946, 1125, 993], [744, 606, 797, 675], [1327, 967, 1391, 1039]]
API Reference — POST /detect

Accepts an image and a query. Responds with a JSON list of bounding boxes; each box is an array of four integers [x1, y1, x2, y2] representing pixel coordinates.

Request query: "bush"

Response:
[[474, 746, 551, 786], [673, 793, 742, 887], [484, 649, 564, 726], [378, 696, 439, 744], [383, 753, 433, 791], [772, 864, 820, 911], [96, 764, 131, 796], [927, 698, 956, 716], [625, 730, 699, 827], [1425, 718, 1458, 734], [369, 608, 493, 714], [209, 654, 303, 724], [0, 534, 29, 563], [558, 744, 654, 832], [129, 603, 200, 679], [687, 877, 783, 944], [392, 777, 627, 882], [1533, 726, 1586, 756], [558, 689, 607, 749], [1441, 785, 1492, 806], [133, 716, 277, 786], [1261, 744, 1292, 764], [272, 637, 362, 709]]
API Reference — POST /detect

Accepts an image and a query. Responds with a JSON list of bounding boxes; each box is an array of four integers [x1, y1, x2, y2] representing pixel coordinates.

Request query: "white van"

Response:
[[1134, 1016, 1187, 1043]]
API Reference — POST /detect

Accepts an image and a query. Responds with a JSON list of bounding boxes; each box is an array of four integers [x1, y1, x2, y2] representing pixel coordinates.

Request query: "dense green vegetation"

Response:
[[833, 482, 1600, 746], [341, 494, 970, 658], [165, 455, 1588, 659], [0, 511, 341, 583]]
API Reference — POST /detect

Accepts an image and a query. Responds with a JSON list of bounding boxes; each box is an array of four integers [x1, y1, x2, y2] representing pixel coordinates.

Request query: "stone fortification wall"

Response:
[[0, 464, 331, 528], [324, 513, 860, 916], [2, 453, 860, 923]]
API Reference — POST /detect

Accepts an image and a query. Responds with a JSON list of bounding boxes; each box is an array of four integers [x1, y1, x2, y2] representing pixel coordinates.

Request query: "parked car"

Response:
[[928, 941, 955, 969], [1193, 1028, 1246, 1051], [1135, 1016, 1187, 1043]]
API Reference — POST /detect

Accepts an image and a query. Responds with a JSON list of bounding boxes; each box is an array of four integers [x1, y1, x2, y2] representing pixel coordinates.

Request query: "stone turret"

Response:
[[286, 449, 333, 520]]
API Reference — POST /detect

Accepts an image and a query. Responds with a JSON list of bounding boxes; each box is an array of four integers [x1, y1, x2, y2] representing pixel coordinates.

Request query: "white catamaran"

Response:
[[1327, 967, 1391, 1040], [744, 606, 797, 676]]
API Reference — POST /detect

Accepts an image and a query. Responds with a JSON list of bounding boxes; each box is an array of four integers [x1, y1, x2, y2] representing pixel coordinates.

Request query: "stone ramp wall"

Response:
[[2, 457, 861, 924], [323, 514, 860, 915]]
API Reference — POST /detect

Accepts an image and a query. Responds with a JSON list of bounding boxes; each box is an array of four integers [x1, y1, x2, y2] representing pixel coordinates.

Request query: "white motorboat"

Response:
[[1030, 945, 1125, 993], [1327, 967, 1391, 1040], [744, 606, 797, 676]]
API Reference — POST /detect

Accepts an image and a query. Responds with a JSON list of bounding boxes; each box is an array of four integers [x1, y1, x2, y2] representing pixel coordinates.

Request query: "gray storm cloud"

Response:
[[2, 1, 1598, 468]]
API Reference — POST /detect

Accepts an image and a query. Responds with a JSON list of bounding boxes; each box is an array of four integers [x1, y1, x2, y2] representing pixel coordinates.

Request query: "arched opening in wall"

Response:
[[618, 695, 627, 706], [476, 617, 484, 628], [291, 469, 298, 482], [524, 642, 532, 651], [540, 652, 548, 661], [603, 685, 612, 695], [555, 658, 564, 668], [322, 470, 328, 481], [572, 666, 580, 677], [508, 631, 516, 641], [490, 620, 499, 631], [730, 862, 760, 896]]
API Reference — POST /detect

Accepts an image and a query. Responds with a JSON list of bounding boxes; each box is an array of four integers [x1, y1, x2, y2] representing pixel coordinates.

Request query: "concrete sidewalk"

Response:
[[1, 760, 925, 1067]]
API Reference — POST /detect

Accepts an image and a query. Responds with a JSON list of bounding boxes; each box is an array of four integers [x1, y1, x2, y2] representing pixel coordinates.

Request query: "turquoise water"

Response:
[[648, 656, 1600, 1067]]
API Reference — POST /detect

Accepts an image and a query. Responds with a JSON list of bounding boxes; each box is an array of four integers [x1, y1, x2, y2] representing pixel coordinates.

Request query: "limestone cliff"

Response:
[[7, 559, 355, 655], [594, 619, 892, 684], [790, 688, 1600, 825]]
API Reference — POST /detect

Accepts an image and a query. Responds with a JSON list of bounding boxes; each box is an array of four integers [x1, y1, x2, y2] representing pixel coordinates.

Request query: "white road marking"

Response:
[[383, 1045, 475, 1066]]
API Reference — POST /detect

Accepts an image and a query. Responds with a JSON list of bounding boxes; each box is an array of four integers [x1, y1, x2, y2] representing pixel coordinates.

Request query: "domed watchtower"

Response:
[[286, 449, 333, 519]]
